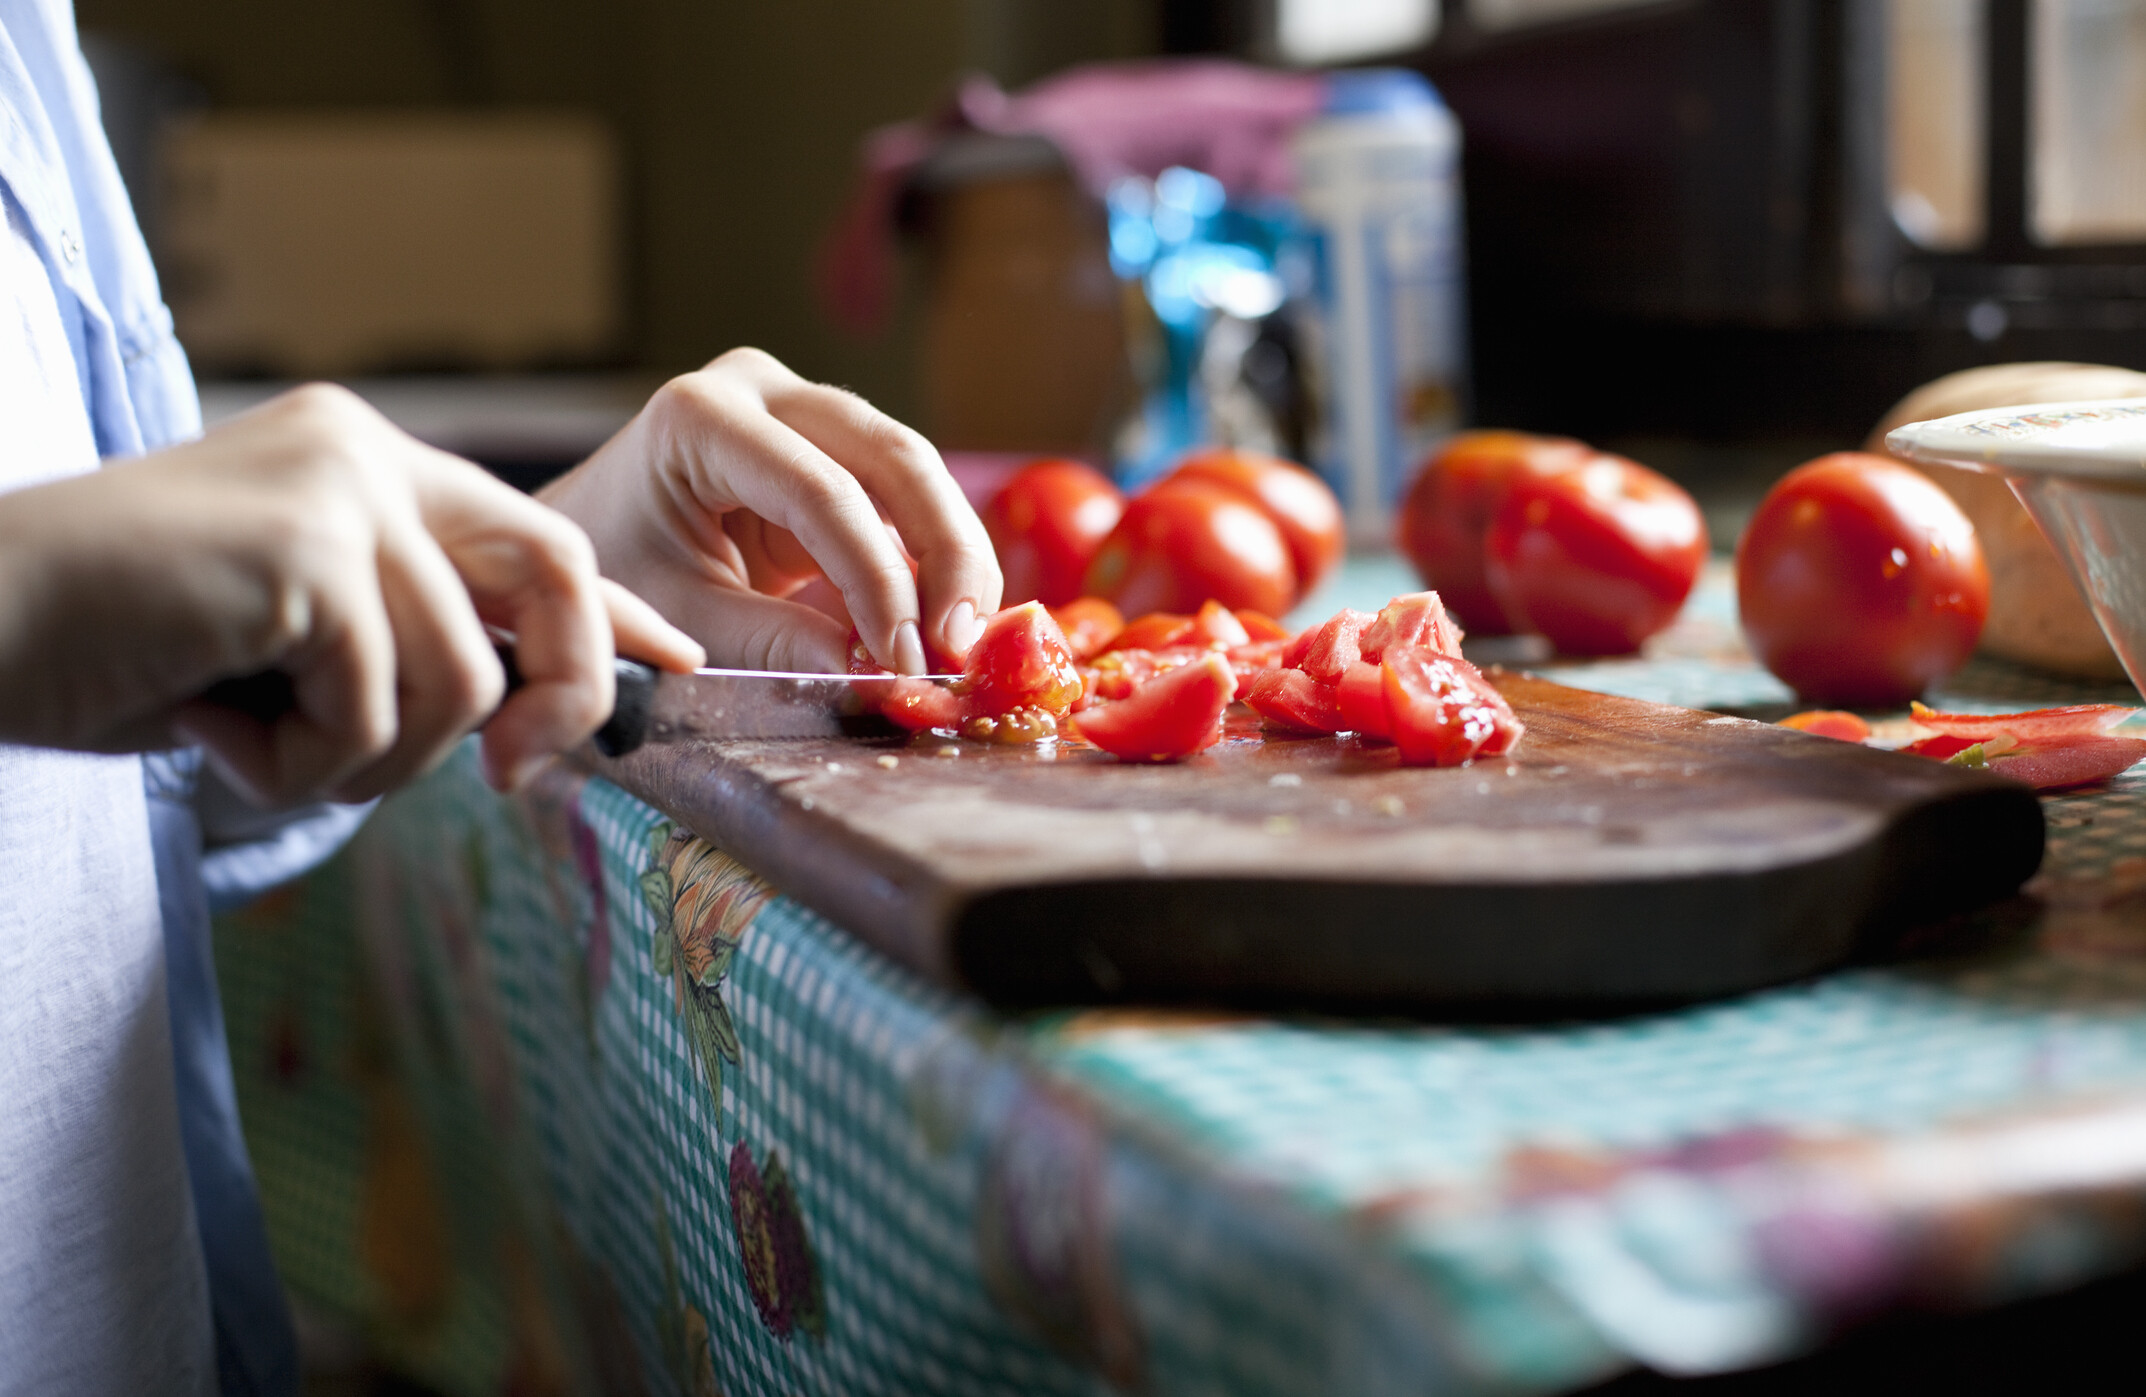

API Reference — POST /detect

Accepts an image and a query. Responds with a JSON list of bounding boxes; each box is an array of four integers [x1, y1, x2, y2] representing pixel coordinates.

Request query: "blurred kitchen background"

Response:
[[76, 0, 2146, 529]]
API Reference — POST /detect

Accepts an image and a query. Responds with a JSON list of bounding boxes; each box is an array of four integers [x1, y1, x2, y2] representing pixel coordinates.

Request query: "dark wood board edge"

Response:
[[595, 728, 2045, 1014], [948, 780, 2045, 1012]]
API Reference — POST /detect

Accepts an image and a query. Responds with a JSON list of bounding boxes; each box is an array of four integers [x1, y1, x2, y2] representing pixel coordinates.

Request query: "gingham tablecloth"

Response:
[[215, 563, 2146, 1396]]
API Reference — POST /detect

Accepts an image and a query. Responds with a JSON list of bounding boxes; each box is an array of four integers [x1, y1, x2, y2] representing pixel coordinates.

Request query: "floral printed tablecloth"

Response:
[[215, 563, 2146, 1396]]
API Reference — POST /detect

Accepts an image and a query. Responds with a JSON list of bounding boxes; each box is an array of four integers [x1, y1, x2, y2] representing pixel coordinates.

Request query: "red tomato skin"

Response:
[[1047, 597, 1125, 662], [1484, 452, 1708, 657], [1083, 480, 1298, 619], [1358, 592, 1466, 662], [1190, 599, 1252, 648], [957, 601, 1085, 719], [1234, 609, 1293, 642], [1169, 448, 1345, 597], [1225, 638, 1291, 699], [880, 679, 965, 732], [1072, 653, 1235, 761], [1103, 612, 1198, 654], [1737, 453, 1989, 706], [1293, 608, 1375, 683], [1381, 647, 1524, 766], [1245, 668, 1346, 734], [984, 459, 1127, 607], [1334, 663, 1393, 739], [1397, 431, 1592, 634]]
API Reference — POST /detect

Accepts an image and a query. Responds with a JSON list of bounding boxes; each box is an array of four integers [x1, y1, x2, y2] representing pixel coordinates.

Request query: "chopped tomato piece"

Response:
[[1224, 637, 1291, 698], [1358, 592, 1466, 664], [958, 601, 1084, 719], [846, 630, 888, 675], [1908, 701, 2139, 742], [1190, 598, 1252, 649], [1989, 736, 2146, 790], [1292, 608, 1375, 683], [1085, 646, 1200, 701], [1779, 710, 1873, 742], [1048, 597, 1125, 662], [1072, 653, 1236, 761], [879, 678, 965, 733], [880, 601, 1081, 739], [1334, 662, 1393, 739], [1381, 647, 1523, 766], [1245, 668, 1346, 734], [1234, 609, 1293, 643], [1101, 611, 1198, 654]]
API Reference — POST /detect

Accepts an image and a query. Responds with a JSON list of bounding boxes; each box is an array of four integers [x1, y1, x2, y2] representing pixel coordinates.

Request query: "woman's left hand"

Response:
[[540, 348, 1002, 675]]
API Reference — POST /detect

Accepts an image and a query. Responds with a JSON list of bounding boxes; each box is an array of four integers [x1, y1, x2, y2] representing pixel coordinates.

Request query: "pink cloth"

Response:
[[818, 61, 1327, 335]]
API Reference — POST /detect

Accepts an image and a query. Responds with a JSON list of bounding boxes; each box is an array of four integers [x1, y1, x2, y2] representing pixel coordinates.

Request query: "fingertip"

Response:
[[892, 619, 927, 677], [939, 598, 984, 663]]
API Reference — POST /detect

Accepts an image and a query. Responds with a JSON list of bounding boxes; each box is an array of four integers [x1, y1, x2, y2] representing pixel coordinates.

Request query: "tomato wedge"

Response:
[[1245, 668, 1346, 734], [1235, 609, 1293, 643], [1381, 647, 1523, 766], [1359, 592, 1467, 663], [958, 601, 1084, 719], [880, 601, 1082, 738], [1072, 653, 1236, 761], [1290, 608, 1374, 683], [1048, 597, 1126, 662], [1335, 663, 1392, 739], [1908, 701, 2138, 741]]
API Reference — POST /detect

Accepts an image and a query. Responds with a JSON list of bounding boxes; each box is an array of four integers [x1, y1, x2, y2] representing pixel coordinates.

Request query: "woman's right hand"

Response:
[[0, 384, 702, 806]]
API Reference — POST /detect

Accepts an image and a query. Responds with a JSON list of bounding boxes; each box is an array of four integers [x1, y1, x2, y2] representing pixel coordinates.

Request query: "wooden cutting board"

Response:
[[605, 672, 2044, 1011]]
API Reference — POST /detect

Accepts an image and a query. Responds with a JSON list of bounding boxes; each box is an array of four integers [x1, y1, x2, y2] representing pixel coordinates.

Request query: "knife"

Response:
[[202, 646, 958, 759]]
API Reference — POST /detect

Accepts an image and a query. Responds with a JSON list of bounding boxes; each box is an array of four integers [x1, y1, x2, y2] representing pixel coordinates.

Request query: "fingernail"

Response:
[[893, 620, 927, 676], [945, 599, 983, 659]]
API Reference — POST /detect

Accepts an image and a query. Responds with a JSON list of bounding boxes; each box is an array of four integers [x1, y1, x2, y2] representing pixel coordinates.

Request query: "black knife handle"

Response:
[[200, 642, 659, 760]]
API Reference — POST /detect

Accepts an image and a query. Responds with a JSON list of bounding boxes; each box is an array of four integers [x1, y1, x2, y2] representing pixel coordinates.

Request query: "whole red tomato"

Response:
[[1082, 479, 1297, 618], [1737, 452, 1988, 705], [1397, 431, 1593, 634], [982, 459, 1126, 607], [1167, 448, 1344, 598], [1483, 452, 1708, 656]]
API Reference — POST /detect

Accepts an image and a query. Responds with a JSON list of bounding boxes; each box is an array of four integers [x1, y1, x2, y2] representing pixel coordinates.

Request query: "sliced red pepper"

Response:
[[1908, 701, 2139, 741], [1988, 735, 2146, 790]]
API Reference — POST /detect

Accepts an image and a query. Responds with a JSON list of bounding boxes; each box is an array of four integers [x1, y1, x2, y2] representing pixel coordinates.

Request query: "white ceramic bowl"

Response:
[[1888, 400, 2146, 694]]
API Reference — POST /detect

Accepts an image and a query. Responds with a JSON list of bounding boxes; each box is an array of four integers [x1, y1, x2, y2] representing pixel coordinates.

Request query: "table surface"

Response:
[[214, 556, 2146, 1397]]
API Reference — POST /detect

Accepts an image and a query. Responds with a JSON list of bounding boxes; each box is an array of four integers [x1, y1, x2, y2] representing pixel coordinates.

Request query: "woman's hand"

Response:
[[0, 384, 703, 805], [539, 348, 1002, 675]]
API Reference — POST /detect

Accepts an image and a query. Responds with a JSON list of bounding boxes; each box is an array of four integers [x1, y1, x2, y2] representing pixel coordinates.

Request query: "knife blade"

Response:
[[607, 662, 961, 753], [200, 647, 959, 761]]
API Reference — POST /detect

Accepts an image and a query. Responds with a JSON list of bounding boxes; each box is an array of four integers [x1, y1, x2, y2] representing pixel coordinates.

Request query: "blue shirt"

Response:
[[0, 4, 366, 1393]]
